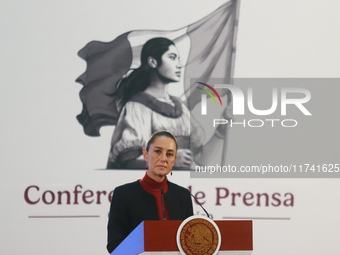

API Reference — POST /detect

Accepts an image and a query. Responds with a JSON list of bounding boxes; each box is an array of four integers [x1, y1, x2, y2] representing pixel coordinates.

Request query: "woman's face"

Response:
[[143, 136, 177, 181], [156, 45, 182, 82]]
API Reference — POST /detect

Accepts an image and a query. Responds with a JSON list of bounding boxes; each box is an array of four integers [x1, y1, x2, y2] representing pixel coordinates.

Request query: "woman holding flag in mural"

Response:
[[106, 37, 198, 169], [75, 1, 239, 169], [105, 37, 231, 169]]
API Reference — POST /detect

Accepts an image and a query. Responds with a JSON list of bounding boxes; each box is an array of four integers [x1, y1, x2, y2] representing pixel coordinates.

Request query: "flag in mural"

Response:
[[76, 0, 240, 169]]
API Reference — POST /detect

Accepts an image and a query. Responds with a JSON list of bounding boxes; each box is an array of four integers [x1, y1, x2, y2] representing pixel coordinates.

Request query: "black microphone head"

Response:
[[160, 188, 164, 195]]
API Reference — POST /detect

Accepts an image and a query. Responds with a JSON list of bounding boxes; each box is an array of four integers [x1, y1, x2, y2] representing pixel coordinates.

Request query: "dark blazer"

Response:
[[107, 180, 193, 253]]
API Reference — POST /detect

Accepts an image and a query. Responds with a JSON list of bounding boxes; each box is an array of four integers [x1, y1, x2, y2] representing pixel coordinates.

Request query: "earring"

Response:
[[170, 171, 172, 176]]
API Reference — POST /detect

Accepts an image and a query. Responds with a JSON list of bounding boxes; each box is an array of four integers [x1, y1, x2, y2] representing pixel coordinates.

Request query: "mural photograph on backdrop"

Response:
[[75, 1, 239, 169]]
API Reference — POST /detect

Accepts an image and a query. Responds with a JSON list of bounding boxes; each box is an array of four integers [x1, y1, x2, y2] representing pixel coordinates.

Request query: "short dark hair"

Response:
[[146, 130, 178, 152]]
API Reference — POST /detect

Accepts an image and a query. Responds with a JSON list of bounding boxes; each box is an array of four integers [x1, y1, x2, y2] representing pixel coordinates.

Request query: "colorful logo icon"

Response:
[[197, 82, 222, 115]]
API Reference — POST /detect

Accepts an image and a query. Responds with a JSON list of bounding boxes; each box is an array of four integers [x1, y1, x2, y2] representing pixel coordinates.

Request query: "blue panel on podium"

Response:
[[111, 221, 144, 255]]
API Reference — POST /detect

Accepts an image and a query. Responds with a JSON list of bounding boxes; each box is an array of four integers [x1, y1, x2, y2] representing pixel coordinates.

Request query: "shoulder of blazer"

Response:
[[113, 180, 143, 195], [167, 180, 190, 195], [114, 180, 159, 201]]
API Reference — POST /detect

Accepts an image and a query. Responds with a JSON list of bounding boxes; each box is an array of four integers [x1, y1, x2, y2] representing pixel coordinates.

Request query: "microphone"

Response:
[[190, 193, 211, 218], [160, 188, 166, 221]]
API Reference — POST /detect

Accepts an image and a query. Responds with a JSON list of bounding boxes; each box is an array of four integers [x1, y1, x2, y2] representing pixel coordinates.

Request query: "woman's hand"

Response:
[[222, 100, 233, 120], [174, 149, 192, 169], [214, 101, 233, 139]]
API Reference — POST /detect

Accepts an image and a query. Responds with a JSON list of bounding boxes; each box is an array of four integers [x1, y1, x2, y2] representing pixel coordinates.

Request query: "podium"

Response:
[[111, 220, 252, 255]]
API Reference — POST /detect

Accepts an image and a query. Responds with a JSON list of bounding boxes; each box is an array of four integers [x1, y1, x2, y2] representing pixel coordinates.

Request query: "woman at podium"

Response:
[[107, 131, 193, 253]]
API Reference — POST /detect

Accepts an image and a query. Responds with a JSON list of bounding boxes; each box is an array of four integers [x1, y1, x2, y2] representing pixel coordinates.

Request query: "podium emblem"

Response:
[[176, 215, 221, 255]]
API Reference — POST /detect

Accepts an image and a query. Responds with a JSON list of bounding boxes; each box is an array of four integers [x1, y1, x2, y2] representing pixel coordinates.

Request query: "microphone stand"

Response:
[[160, 188, 167, 221]]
